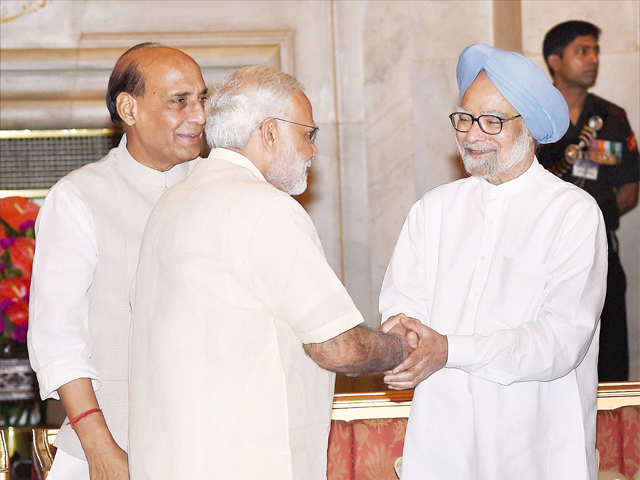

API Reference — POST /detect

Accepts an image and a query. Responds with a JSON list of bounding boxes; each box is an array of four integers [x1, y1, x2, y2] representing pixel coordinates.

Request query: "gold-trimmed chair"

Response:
[[1, 429, 9, 480], [31, 428, 57, 480]]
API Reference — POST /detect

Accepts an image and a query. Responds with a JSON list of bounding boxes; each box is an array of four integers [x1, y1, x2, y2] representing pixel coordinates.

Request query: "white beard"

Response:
[[265, 138, 311, 195], [457, 128, 532, 181]]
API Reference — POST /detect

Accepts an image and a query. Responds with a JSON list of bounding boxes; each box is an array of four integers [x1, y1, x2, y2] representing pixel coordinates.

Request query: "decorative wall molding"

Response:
[[0, 0, 48, 24], [0, 30, 295, 129]]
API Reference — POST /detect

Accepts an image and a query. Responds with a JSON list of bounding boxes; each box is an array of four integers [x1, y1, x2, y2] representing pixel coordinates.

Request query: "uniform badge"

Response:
[[588, 139, 622, 166], [572, 159, 599, 180]]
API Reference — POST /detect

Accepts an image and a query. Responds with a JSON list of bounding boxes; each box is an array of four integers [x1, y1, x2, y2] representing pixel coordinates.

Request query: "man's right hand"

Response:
[[75, 408, 129, 480], [380, 313, 419, 350], [383, 317, 448, 390], [86, 441, 129, 480], [58, 378, 130, 479]]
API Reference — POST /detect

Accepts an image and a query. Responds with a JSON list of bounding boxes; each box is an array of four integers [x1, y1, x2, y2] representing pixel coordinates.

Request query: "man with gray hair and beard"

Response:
[[128, 66, 413, 480], [380, 44, 608, 479]]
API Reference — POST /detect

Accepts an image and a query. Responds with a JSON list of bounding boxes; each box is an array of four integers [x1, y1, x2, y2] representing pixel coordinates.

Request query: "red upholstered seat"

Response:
[[598, 408, 625, 472], [597, 406, 640, 477], [328, 420, 353, 480], [352, 418, 407, 480], [328, 418, 407, 480], [619, 406, 640, 477]]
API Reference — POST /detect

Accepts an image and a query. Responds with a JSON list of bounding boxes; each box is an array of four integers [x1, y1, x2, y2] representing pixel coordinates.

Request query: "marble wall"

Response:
[[333, 0, 495, 325], [2, 0, 639, 376]]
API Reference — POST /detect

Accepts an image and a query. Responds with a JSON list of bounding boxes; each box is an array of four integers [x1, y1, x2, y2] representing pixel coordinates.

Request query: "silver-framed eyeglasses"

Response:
[[273, 117, 319, 144], [449, 112, 522, 135]]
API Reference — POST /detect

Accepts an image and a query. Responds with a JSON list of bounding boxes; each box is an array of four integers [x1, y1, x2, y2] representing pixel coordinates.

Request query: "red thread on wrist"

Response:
[[68, 408, 102, 427]]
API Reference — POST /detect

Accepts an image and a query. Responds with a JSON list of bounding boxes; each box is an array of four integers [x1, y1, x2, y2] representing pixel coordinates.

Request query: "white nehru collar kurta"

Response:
[[129, 148, 363, 480], [380, 158, 607, 480], [28, 135, 194, 461]]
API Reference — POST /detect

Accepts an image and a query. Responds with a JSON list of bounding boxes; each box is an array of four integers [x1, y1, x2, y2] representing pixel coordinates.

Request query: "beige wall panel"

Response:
[[0, 38, 292, 128], [411, 0, 494, 60], [332, 1, 494, 322], [522, 0, 638, 56]]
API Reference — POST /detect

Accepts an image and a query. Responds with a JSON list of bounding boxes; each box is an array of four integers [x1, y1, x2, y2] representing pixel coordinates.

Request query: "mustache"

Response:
[[462, 141, 497, 152]]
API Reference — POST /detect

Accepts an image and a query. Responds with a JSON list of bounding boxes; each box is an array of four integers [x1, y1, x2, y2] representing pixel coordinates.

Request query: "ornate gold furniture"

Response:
[[30, 428, 57, 480], [0, 429, 9, 480]]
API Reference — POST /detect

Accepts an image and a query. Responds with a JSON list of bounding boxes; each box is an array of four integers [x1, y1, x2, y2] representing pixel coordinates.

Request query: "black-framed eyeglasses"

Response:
[[449, 112, 522, 135], [273, 117, 319, 144]]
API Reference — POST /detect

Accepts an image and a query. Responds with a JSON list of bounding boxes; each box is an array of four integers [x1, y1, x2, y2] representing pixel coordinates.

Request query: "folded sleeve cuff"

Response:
[[35, 364, 101, 401], [445, 335, 477, 369], [299, 311, 364, 344]]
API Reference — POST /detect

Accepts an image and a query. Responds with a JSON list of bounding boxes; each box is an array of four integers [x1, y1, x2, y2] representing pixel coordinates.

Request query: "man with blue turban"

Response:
[[379, 44, 607, 479]]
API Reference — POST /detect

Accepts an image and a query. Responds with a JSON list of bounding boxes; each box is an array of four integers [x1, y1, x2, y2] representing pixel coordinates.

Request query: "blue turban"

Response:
[[456, 44, 569, 144]]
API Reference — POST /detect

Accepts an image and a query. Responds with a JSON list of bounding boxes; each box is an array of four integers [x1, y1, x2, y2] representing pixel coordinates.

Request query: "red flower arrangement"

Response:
[[0, 196, 39, 356]]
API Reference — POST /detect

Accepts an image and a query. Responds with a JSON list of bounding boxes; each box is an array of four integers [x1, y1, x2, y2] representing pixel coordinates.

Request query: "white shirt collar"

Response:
[[208, 147, 268, 183], [478, 156, 543, 199], [114, 134, 193, 188]]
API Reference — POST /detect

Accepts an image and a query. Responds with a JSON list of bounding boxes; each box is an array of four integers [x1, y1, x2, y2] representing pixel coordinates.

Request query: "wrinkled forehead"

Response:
[[461, 71, 518, 115]]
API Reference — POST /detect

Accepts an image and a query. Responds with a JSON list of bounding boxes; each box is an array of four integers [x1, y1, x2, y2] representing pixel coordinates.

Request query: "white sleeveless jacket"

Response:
[[28, 136, 195, 459]]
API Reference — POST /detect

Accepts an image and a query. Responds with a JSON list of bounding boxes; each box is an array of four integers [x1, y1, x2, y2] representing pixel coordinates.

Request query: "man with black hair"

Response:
[[538, 20, 639, 381], [28, 43, 207, 479]]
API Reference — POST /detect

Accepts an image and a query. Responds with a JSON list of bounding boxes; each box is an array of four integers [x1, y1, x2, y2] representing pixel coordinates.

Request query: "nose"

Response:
[[311, 141, 319, 158], [191, 99, 206, 127], [463, 119, 487, 143]]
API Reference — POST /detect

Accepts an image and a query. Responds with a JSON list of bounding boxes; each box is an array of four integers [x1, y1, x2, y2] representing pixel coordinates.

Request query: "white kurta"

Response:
[[28, 136, 194, 468], [128, 148, 363, 480], [380, 158, 607, 480]]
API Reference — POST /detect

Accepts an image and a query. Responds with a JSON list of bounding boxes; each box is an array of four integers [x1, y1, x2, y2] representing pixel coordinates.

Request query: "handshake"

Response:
[[379, 314, 448, 390]]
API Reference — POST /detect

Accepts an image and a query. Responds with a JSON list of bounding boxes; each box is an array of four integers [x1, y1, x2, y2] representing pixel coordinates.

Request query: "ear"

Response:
[[547, 54, 563, 75], [116, 92, 137, 127], [260, 118, 279, 152]]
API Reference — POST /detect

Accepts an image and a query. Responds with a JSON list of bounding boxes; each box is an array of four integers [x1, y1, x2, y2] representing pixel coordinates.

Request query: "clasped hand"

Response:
[[380, 314, 448, 390]]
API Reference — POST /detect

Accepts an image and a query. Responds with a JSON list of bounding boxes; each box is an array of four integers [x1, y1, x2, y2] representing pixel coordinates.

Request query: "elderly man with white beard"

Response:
[[128, 66, 414, 480], [379, 44, 608, 479]]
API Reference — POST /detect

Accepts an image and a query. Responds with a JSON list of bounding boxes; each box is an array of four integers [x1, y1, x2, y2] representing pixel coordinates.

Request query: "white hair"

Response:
[[205, 65, 305, 149]]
